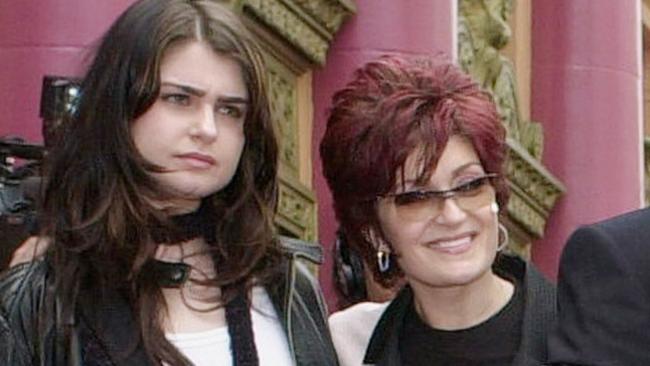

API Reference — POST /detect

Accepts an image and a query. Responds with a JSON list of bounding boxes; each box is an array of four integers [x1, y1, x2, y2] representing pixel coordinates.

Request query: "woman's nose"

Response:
[[434, 196, 468, 225], [191, 106, 218, 142]]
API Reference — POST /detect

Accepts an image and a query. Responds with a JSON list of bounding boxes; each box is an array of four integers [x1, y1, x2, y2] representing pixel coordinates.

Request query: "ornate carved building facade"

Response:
[[235, 0, 356, 242], [313, 0, 643, 308], [0, 0, 644, 309]]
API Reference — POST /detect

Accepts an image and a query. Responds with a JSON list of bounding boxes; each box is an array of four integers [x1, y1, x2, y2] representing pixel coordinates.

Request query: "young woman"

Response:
[[321, 56, 556, 366], [0, 1, 337, 365]]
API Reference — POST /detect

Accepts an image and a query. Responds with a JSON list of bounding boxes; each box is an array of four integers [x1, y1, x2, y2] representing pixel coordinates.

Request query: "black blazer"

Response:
[[548, 208, 650, 366]]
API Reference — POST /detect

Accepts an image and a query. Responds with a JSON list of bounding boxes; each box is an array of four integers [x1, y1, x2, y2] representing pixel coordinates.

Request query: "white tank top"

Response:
[[166, 287, 294, 366]]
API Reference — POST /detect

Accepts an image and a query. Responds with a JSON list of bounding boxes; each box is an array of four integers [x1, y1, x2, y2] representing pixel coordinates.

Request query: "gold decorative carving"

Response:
[[506, 192, 546, 239], [506, 138, 564, 238], [262, 51, 315, 241], [243, 0, 327, 64], [276, 170, 317, 242], [266, 56, 300, 175], [458, 0, 565, 251], [234, 0, 355, 243], [458, 0, 542, 159], [506, 139, 564, 213], [293, 0, 356, 35], [242, 0, 355, 65]]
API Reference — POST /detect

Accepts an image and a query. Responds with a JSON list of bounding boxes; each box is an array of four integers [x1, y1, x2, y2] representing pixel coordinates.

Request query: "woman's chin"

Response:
[[164, 182, 223, 200]]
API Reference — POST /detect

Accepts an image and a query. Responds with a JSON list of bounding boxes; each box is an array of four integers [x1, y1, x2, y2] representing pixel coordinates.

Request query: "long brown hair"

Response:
[[42, 0, 279, 364]]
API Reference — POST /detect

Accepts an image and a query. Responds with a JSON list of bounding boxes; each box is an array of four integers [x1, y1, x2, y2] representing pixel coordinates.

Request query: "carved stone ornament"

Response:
[[458, 0, 565, 252], [506, 138, 564, 239], [276, 167, 318, 242], [231, 0, 355, 241], [241, 0, 355, 65], [266, 57, 300, 175]]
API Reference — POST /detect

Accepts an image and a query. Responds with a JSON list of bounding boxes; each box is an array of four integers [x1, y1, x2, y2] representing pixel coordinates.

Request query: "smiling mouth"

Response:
[[425, 234, 474, 253]]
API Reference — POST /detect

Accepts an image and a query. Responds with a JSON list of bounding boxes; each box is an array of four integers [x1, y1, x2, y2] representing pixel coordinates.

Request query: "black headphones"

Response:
[[333, 229, 367, 305]]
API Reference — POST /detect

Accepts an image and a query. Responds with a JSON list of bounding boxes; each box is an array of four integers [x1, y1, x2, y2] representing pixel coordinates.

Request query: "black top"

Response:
[[363, 254, 556, 366], [399, 275, 524, 366]]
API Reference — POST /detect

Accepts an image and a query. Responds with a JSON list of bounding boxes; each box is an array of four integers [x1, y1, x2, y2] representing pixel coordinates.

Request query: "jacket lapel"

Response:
[[512, 263, 556, 366], [363, 286, 412, 366], [495, 255, 556, 366], [77, 285, 151, 365]]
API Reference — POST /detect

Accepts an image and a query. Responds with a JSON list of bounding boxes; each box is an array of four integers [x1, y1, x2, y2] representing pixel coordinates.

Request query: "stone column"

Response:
[[531, 0, 643, 277]]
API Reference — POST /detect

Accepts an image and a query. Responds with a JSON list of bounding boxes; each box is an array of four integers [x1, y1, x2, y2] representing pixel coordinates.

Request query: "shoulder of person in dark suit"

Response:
[[547, 207, 650, 366]]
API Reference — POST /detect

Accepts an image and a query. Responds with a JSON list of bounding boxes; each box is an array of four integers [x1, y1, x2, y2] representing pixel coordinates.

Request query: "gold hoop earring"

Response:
[[497, 223, 509, 252]]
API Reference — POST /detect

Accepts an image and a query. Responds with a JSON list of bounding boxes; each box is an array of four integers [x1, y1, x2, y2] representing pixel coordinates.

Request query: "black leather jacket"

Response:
[[0, 237, 338, 366]]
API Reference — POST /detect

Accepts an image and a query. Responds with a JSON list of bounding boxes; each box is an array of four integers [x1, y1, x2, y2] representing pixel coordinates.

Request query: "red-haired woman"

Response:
[[321, 55, 556, 366]]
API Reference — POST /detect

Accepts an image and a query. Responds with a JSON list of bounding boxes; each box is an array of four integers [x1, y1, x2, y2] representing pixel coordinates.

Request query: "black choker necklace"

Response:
[[150, 203, 211, 244], [146, 202, 258, 365], [148, 202, 214, 288], [148, 260, 191, 288]]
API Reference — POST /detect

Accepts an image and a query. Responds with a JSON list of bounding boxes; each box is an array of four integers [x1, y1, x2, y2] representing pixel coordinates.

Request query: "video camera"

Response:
[[0, 138, 44, 268], [0, 75, 80, 269]]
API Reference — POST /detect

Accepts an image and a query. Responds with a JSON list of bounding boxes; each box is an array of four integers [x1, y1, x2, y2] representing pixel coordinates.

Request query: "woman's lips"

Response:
[[176, 153, 216, 168], [425, 234, 474, 254]]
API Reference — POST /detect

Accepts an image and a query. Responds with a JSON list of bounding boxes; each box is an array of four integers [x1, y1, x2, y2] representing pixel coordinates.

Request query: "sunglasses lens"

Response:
[[391, 176, 495, 221], [454, 179, 495, 211], [393, 191, 437, 221]]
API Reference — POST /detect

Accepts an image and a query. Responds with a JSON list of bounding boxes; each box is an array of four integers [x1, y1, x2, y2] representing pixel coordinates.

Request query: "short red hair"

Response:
[[320, 55, 508, 287]]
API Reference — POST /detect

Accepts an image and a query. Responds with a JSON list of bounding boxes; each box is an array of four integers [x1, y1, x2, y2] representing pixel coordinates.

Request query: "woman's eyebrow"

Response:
[[160, 81, 206, 97], [217, 95, 250, 104], [451, 161, 483, 176], [160, 81, 249, 104]]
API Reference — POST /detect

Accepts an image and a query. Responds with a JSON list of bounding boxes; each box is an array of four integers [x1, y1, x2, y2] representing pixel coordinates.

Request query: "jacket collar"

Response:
[[77, 285, 151, 365], [266, 237, 339, 366], [505, 255, 556, 365], [363, 286, 412, 365]]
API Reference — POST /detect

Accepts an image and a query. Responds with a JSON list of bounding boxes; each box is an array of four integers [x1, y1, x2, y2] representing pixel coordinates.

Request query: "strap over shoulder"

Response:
[[277, 236, 323, 264]]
